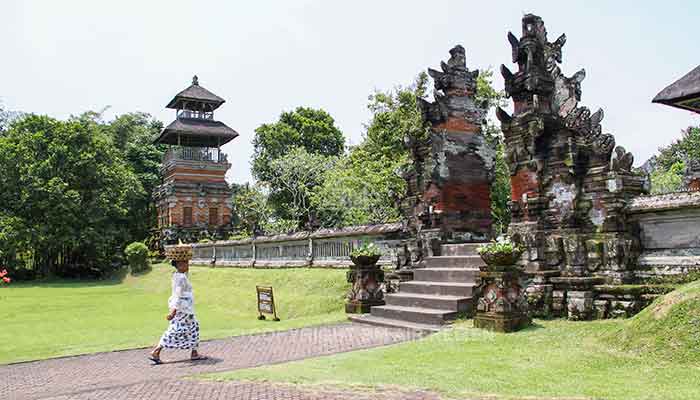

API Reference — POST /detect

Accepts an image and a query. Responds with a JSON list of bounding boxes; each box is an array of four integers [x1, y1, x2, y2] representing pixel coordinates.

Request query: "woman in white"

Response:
[[149, 260, 206, 364]]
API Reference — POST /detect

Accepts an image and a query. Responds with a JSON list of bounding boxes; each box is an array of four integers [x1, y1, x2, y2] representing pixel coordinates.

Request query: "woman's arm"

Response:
[[167, 274, 185, 319]]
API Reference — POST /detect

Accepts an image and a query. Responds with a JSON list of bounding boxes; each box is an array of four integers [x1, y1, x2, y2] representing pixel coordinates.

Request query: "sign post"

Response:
[[256, 285, 280, 321]]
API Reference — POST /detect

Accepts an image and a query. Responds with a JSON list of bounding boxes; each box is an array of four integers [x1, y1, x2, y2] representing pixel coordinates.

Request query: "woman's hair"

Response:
[[171, 260, 177, 268]]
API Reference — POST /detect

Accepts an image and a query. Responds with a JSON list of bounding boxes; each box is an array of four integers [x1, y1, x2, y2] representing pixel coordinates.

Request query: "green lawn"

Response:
[[0, 264, 348, 364], [202, 319, 700, 400]]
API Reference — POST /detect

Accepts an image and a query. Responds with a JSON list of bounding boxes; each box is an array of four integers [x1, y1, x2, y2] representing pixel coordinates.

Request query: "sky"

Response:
[[2, 0, 699, 184]]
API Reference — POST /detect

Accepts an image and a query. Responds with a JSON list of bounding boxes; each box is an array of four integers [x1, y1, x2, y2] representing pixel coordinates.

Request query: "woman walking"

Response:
[[149, 260, 207, 364]]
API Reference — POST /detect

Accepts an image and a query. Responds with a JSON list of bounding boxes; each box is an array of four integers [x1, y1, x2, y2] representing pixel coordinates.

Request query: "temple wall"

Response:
[[190, 223, 404, 268], [628, 191, 700, 278]]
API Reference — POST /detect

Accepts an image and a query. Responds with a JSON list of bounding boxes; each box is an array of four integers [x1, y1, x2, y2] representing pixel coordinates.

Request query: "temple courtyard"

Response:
[[2, 266, 698, 400]]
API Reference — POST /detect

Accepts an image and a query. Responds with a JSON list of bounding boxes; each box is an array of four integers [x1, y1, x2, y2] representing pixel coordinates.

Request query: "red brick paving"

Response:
[[41, 380, 442, 400], [1, 323, 429, 400]]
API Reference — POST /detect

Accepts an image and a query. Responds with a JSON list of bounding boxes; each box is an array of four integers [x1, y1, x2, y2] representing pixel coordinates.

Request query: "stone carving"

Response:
[[345, 257, 385, 313], [611, 146, 634, 173], [475, 269, 531, 332], [498, 14, 648, 319]]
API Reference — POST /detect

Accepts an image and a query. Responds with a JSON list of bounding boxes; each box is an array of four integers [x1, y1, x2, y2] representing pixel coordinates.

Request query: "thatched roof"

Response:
[[652, 65, 700, 113], [166, 76, 226, 111], [154, 118, 239, 147]]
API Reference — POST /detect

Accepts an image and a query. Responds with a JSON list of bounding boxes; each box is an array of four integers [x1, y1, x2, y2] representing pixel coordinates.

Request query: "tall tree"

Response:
[[252, 107, 344, 182], [266, 147, 337, 229], [0, 114, 140, 277], [251, 107, 345, 227], [105, 113, 165, 241]]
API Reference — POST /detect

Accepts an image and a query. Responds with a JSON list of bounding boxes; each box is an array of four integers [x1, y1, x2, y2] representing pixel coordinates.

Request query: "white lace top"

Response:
[[168, 272, 195, 314]]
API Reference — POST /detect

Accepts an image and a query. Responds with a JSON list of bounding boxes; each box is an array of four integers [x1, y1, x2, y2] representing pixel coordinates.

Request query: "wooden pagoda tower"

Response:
[[153, 76, 238, 244]]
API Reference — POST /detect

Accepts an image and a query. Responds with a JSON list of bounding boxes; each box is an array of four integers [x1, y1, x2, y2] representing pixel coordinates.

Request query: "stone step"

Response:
[[413, 267, 479, 283], [347, 314, 442, 333], [440, 243, 485, 256], [371, 305, 458, 325], [424, 255, 485, 269], [385, 292, 473, 313], [399, 281, 476, 297]]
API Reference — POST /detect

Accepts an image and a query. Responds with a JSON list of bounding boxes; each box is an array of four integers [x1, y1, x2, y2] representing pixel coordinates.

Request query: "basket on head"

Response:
[[164, 244, 193, 261]]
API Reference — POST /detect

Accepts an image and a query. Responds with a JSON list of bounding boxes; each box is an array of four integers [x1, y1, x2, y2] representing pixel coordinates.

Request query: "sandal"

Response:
[[190, 355, 208, 361], [148, 356, 163, 365]]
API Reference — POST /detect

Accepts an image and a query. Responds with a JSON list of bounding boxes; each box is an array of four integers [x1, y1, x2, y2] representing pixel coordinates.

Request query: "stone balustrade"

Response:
[[190, 223, 403, 268]]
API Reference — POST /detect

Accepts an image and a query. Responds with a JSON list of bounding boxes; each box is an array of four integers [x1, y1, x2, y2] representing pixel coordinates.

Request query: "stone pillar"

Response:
[[403, 45, 495, 265], [474, 268, 531, 332]]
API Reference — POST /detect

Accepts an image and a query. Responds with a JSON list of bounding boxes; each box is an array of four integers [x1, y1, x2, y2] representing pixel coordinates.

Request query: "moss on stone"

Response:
[[594, 284, 676, 296]]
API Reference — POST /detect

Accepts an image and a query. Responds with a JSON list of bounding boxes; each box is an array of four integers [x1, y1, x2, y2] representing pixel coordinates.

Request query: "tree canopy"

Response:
[[0, 111, 164, 277], [251, 107, 344, 182], [649, 125, 700, 194]]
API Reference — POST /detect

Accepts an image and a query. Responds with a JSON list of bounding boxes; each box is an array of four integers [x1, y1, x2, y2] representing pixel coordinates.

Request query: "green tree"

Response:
[[266, 147, 338, 229], [656, 126, 700, 170], [310, 73, 430, 228], [310, 69, 509, 230], [311, 147, 404, 227], [105, 113, 165, 241], [0, 114, 140, 277], [650, 161, 685, 194], [252, 107, 344, 182], [231, 183, 272, 236]]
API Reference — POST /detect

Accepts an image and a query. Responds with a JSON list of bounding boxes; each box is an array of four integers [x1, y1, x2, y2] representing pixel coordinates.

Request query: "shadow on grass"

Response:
[[7, 265, 147, 288]]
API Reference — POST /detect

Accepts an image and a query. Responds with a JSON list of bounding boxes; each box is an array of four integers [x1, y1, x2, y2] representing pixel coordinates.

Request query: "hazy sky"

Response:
[[2, 1, 699, 183]]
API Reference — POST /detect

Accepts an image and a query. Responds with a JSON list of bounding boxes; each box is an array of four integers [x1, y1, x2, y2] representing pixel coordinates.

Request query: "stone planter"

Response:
[[474, 267, 531, 333], [346, 255, 385, 314], [350, 255, 381, 267], [479, 251, 523, 269]]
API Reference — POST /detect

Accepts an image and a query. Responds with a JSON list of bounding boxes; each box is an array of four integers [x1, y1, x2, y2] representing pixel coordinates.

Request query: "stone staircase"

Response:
[[349, 243, 485, 332]]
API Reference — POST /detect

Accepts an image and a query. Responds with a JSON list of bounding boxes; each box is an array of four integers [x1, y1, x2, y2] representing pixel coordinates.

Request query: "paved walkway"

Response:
[[2, 323, 436, 400]]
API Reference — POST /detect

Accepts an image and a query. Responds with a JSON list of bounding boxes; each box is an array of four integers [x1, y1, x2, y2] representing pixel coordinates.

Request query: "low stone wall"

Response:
[[628, 191, 700, 279], [190, 223, 403, 268]]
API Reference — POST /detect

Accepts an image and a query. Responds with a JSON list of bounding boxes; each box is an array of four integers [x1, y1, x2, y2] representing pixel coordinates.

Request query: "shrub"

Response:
[[124, 242, 150, 273]]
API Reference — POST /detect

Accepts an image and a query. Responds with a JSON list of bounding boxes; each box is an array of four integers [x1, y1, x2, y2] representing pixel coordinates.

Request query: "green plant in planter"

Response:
[[477, 236, 524, 268], [351, 242, 382, 257], [350, 242, 382, 266]]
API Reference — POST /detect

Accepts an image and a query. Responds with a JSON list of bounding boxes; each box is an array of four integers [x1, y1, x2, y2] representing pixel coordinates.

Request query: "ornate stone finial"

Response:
[[419, 45, 483, 126], [428, 45, 478, 96], [192, 75, 199, 86]]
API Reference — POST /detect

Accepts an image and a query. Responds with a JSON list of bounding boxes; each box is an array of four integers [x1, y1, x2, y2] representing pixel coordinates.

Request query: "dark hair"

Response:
[[171, 260, 177, 268]]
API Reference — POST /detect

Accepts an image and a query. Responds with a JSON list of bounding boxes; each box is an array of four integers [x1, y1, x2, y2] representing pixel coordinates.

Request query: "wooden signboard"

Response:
[[256, 285, 280, 321]]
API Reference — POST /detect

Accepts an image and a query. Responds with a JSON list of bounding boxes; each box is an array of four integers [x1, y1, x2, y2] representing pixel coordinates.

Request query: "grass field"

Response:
[[203, 319, 700, 400], [0, 264, 348, 364]]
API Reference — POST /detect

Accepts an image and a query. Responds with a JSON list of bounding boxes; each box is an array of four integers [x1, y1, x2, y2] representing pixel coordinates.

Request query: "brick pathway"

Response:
[[2, 323, 433, 400], [41, 380, 441, 400]]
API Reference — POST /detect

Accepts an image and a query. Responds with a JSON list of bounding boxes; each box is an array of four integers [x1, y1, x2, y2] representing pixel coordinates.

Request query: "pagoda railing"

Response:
[[164, 147, 228, 163], [177, 110, 214, 120]]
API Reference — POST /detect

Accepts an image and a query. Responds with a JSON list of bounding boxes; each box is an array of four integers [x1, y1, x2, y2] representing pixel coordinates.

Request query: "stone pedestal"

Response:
[[474, 268, 531, 332], [345, 258, 385, 314]]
